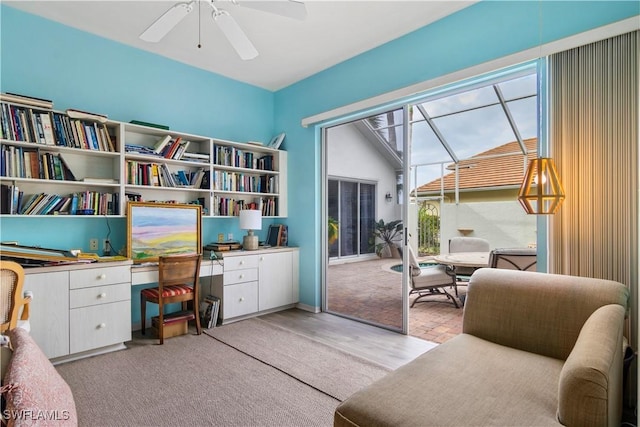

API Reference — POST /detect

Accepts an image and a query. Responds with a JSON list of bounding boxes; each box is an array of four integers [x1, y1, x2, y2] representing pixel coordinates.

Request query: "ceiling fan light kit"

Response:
[[139, 0, 306, 61]]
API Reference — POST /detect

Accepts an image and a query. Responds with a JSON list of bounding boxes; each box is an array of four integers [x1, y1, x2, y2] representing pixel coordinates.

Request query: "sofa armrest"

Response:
[[557, 304, 625, 427], [463, 269, 628, 360]]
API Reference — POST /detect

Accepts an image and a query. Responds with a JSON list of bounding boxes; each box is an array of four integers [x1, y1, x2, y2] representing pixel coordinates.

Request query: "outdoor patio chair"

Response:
[[408, 246, 459, 308], [488, 248, 537, 271], [448, 237, 491, 281]]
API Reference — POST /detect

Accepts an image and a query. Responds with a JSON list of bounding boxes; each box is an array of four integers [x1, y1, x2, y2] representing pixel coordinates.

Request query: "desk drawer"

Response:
[[224, 268, 258, 285], [224, 255, 259, 271], [70, 266, 131, 289], [69, 300, 131, 354], [223, 281, 258, 319], [70, 283, 131, 309]]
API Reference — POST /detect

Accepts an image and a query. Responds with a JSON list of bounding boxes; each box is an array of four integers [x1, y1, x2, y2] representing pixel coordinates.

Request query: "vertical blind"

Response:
[[549, 31, 639, 345]]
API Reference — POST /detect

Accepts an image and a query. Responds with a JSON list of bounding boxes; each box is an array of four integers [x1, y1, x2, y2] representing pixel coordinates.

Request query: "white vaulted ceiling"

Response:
[[5, 1, 476, 91]]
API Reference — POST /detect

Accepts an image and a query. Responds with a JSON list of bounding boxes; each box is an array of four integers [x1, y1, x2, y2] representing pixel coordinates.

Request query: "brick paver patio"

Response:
[[327, 257, 465, 344]]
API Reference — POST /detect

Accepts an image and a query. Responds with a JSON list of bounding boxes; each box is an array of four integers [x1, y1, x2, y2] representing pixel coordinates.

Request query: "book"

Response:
[[66, 108, 108, 123], [1, 93, 53, 109], [200, 295, 220, 329], [153, 135, 173, 154], [129, 120, 169, 130], [39, 112, 56, 145], [80, 177, 117, 184]]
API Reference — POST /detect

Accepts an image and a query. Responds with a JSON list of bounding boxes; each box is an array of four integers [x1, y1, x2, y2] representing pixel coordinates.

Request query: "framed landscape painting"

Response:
[[127, 202, 201, 263]]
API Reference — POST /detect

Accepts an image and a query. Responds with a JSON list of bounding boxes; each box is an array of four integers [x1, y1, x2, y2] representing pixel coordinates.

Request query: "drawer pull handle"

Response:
[[239, 297, 244, 302], [98, 323, 106, 329], [98, 274, 107, 280], [239, 260, 244, 265], [260, 256, 264, 261], [98, 293, 107, 298], [239, 274, 244, 279]]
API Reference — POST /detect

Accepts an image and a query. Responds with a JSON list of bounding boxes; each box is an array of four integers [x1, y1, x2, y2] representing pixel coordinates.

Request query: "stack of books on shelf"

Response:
[[126, 135, 196, 161], [212, 144, 275, 171], [1, 185, 119, 216], [0, 146, 76, 181], [200, 295, 221, 329], [0, 96, 116, 152], [125, 161, 208, 189], [212, 196, 276, 217]]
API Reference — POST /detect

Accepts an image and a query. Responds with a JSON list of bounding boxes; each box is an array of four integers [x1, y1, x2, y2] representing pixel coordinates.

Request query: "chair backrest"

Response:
[[489, 248, 537, 271], [1, 260, 25, 332], [158, 254, 202, 292], [449, 237, 490, 253]]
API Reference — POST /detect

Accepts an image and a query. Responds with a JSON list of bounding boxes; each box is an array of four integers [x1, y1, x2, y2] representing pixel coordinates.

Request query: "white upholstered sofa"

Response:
[[335, 268, 629, 426]]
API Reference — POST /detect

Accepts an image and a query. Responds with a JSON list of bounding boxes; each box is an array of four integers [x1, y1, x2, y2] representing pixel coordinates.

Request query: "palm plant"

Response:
[[371, 219, 403, 257], [328, 217, 339, 245]]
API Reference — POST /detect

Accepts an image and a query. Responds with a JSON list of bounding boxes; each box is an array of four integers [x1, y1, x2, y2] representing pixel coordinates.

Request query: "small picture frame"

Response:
[[266, 224, 281, 247], [268, 132, 285, 149]]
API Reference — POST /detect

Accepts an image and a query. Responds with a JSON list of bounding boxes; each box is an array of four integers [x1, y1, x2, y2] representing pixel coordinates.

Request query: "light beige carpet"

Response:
[[56, 318, 391, 426]]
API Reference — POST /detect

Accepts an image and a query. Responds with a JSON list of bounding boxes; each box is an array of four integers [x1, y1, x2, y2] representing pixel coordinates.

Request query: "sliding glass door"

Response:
[[328, 179, 375, 259], [323, 108, 408, 332]]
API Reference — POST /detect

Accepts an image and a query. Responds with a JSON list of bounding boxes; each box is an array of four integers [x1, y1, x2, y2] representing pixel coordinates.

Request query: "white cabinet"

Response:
[[23, 262, 132, 360], [68, 265, 131, 354], [23, 271, 69, 359], [258, 251, 296, 311], [214, 248, 298, 324]]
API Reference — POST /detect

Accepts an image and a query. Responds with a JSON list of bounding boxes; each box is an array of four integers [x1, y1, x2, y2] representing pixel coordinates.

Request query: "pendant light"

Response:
[[517, 1, 565, 215], [518, 157, 565, 214]]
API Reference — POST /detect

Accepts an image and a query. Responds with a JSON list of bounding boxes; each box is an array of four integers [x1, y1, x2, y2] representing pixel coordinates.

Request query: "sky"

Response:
[[368, 71, 538, 190]]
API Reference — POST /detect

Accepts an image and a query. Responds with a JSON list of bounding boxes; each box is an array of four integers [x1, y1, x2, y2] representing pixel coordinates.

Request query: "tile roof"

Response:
[[415, 138, 537, 193]]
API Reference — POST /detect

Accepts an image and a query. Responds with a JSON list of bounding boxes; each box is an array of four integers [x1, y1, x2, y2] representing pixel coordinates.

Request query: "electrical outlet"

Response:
[[227, 233, 233, 241], [89, 238, 99, 251]]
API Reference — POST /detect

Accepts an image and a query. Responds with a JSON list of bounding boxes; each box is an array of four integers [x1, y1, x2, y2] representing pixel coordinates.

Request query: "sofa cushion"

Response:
[[2, 328, 77, 426], [334, 334, 564, 427]]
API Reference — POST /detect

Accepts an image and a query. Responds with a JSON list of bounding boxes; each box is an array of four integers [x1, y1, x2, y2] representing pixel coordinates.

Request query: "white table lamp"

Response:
[[239, 209, 262, 250]]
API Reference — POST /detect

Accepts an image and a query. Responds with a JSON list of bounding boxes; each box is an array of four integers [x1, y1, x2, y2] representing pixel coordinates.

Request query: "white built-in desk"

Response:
[[22, 247, 298, 362], [130, 259, 224, 286]]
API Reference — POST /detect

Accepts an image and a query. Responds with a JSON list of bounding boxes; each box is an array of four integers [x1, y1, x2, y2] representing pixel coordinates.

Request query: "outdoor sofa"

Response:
[[334, 268, 629, 426]]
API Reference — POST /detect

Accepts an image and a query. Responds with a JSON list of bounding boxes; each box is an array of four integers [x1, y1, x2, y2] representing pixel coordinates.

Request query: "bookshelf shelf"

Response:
[[1, 99, 287, 218]]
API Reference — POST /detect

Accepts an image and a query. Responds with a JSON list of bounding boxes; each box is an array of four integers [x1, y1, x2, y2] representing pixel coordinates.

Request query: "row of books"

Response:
[[212, 145, 275, 171], [212, 171, 277, 194], [212, 196, 278, 217], [1, 145, 76, 181], [1, 185, 119, 215], [200, 295, 221, 329], [0, 102, 116, 152], [125, 161, 208, 189], [125, 136, 202, 162]]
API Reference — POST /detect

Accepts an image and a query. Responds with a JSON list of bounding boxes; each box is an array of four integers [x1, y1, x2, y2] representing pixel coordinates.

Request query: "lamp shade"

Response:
[[239, 209, 262, 230], [518, 158, 565, 215]]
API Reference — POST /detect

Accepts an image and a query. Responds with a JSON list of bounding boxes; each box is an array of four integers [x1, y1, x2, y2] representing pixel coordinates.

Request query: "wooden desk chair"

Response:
[[1, 260, 32, 333], [140, 254, 202, 344]]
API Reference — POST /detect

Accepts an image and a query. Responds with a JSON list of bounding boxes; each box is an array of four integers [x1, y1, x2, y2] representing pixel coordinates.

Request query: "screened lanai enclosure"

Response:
[[324, 63, 541, 335]]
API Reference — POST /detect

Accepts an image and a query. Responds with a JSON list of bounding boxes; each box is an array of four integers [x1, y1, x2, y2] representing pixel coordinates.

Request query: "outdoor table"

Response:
[[433, 252, 490, 269]]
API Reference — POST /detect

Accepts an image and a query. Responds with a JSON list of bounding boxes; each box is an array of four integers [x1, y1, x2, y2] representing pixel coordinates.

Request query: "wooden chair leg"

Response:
[[140, 295, 146, 335], [158, 305, 164, 345], [194, 299, 201, 335]]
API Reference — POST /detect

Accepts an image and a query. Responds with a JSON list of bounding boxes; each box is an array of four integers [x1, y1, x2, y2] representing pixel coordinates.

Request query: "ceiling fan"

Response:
[[139, 0, 307, 61]]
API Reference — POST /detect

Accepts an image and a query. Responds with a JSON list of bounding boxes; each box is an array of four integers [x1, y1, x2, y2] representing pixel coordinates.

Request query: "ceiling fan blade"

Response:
[[238, 1, 307, 21], [140, 2, 195, 42], [213, 10, 259, 60]]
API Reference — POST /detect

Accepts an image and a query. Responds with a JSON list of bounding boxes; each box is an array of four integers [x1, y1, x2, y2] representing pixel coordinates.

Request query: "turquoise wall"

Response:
[[1, 2, 638, 316], [274, 0, 639, 308]]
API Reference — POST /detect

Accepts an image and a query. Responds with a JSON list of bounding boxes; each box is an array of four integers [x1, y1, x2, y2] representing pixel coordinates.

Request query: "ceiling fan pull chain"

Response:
[[197, 0, 202, 48]]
